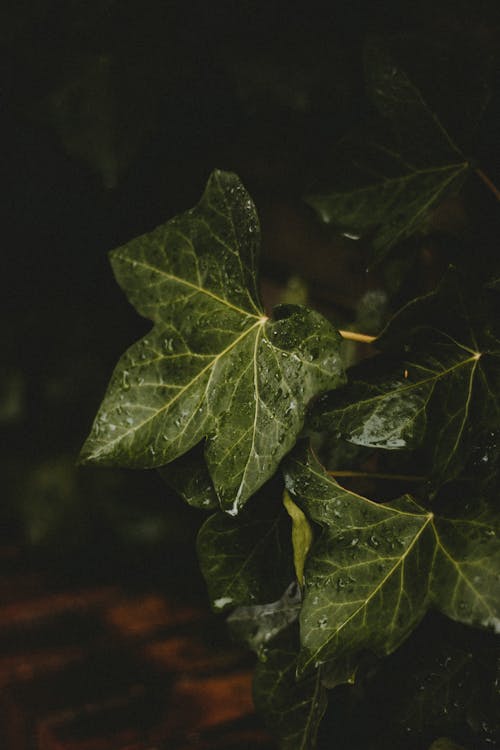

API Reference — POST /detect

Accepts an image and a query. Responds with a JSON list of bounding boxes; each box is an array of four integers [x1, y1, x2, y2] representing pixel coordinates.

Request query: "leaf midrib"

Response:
[[302, 510, 433, 670], [85, 318, 265, 461], [115, 253, 263, 318]]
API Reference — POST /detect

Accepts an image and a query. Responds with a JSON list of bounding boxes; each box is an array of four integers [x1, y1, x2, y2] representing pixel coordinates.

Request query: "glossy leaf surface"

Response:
[[80, 170, 344, 512], [197, 489, 293, 612], [284, 448, 435, 674], [312, 274, 500, 482], [283, 447, 500, 677]]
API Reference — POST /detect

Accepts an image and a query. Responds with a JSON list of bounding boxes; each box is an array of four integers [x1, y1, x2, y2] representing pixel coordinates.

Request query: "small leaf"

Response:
[[228, 582, 301, 656], [253, 627, 328, 750], [283, 489, 313, 585], [284, 447, 435, 675], [80, 170, 344, 513], [196, 487, 293, 612]]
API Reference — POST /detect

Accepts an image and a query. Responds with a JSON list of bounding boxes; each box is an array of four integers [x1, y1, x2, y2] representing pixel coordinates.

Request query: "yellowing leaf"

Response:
[[283, 489, 313, 585]]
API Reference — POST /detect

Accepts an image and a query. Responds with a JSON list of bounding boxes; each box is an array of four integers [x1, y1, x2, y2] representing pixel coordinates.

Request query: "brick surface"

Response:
[[0, 547, 276, 750]]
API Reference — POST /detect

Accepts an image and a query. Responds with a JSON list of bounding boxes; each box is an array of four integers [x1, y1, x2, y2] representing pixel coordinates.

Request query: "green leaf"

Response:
[[80, 170, 344, 513], [284, 447, 435, 675], [283, 447, 500, 678], [158, 443, 218, 510], [283, 490, 313, 585], [253, 627, 328, 750], [227, 582, 301, 657], [431, 502, 500, 631], [307, 44, 470, 261], [312, 273, 500, 482], [344, 614, 500, 749], [307, 140, 468, 262], [196, 486, 293, 612]]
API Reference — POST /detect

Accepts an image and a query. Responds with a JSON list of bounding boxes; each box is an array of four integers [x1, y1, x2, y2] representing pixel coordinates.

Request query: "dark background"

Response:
[[2, 1, 500, 747]]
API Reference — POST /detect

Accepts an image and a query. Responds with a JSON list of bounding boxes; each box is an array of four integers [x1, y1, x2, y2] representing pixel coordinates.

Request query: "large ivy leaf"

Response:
[[284, 447, 435, 675], [80, 170, 344, 513], [196, 486, 294, 612], [253, 627, 328, 750], [311, 273, 500, 482], [283, 447, 500, 677], [307, 44, 470, 261]]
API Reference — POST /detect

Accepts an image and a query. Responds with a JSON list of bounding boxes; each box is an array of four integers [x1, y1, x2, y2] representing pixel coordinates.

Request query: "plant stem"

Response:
[[338, 330, 377, 344], [475, 167, 500, 203], [328, 470, 425, 482]]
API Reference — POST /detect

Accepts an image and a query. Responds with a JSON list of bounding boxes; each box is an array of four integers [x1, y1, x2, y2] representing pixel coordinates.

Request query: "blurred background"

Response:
[[2, 1, 500, 748]]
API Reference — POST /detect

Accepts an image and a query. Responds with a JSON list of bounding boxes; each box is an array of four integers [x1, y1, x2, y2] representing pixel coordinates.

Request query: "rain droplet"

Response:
[[122, 371, 130, 390], [317, 615, 328, 629]]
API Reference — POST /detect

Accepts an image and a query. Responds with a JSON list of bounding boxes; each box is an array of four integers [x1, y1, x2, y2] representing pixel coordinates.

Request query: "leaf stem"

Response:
[[338, 330, 377, 344], [328, 470, 425, 482], [475, 167, 500, 203]]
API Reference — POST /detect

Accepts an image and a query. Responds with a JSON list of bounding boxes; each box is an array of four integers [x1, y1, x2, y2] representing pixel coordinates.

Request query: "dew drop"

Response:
[[122, 371, 130, 390]]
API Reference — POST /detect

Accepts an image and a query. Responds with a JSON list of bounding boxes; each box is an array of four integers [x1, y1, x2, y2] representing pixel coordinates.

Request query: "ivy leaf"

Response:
[[349, 615, 500, 749], [227, 582, 302, 657], [431, 501, 500, 631], [283, 490, 313, 585], [284, 447, 435, 676], [312, 273, 500, 482], [196, 486, 293, 612], [307, 44, 470, 261], [283, 447, 500, 678], [80, 170, 344, 513], [253, 627, 328, 750]]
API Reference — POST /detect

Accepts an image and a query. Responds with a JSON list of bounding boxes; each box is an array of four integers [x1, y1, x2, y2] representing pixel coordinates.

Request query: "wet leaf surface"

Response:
[[80, 170, 344, 512], [283, 446, 500, 677], [311, 272, 500, 483], [197, 485, 294, 612]]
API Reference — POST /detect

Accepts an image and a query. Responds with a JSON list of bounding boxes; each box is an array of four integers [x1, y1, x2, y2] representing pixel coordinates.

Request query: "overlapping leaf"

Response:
[[227, 583, 302, 655], [283, 447, 500, 678], [253, 627, 328, 750], [311, 273, 500, 482], [284, 448, 435, 675], [80, 170, 344, 512], [196, 488, 294, 612], [307, 44, 470, 261]]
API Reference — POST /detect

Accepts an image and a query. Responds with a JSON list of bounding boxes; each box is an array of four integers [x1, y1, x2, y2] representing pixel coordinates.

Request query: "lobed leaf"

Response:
[[283, 446, 500, 678], [312, 273, 500, 483], [307, 44, 470, 261], [80, 170, 344, 512]]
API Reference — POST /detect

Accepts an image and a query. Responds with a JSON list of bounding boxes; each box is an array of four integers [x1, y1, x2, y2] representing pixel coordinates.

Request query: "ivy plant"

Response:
[[81, 44, 500, 750]]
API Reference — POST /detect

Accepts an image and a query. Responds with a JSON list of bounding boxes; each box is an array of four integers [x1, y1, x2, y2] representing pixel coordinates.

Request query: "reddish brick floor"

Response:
[[0, 548, 275, 750]]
